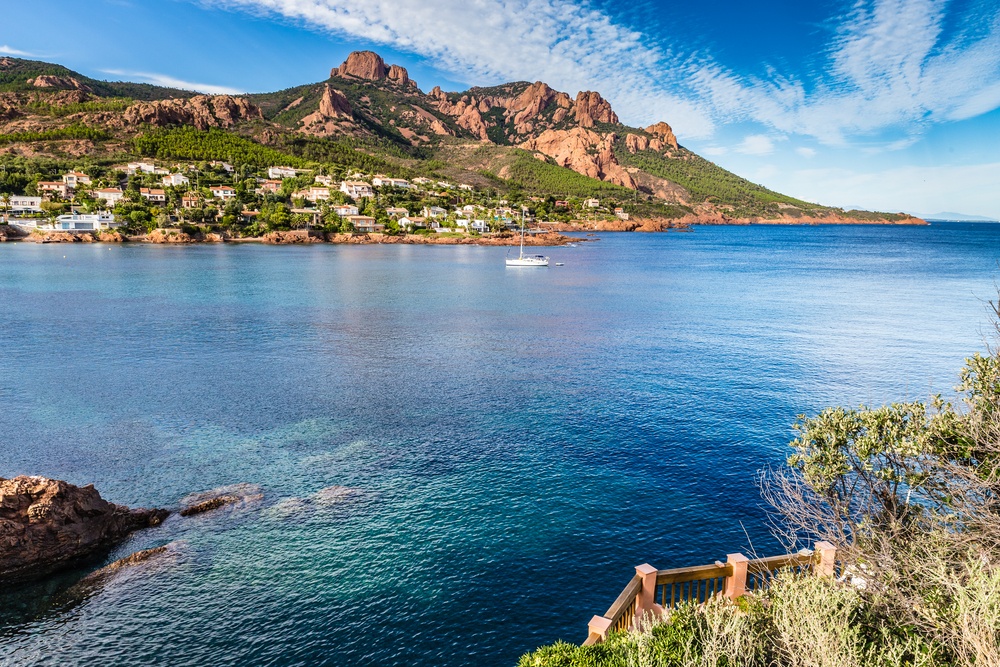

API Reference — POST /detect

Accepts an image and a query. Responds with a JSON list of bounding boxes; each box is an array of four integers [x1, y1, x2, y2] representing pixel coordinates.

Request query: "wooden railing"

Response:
[[584, 542, 837, 645]]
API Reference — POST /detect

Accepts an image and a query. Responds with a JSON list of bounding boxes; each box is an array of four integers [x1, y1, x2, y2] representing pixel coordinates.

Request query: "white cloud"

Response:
[[698, 0, 1000, 144], [770, 161, 1000, 220], [101, 69, 243, 95], [702, 146, 728, 156], [736, 134, 776, 155], [202, 0, 1000, 146], [0, 45, 36, 57], [795, 147, 817, 158], [206, 0, 717, 137]]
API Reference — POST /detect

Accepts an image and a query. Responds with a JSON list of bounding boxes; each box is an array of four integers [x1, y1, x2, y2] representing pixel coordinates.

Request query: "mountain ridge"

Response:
[[0, 52, 922, 226]]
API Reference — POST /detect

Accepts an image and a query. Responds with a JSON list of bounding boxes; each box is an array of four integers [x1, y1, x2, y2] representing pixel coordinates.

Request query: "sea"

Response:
[[1, 223, 998, 666]]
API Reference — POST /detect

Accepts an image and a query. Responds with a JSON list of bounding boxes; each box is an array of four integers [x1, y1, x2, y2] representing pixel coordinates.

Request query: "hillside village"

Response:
[[0, 158, 636, 241], [0, 51, 923, 242]]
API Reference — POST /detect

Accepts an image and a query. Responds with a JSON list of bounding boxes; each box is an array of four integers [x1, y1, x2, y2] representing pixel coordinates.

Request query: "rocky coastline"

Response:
[[0, 476, 169, 585], [14, 229, 585, 245]]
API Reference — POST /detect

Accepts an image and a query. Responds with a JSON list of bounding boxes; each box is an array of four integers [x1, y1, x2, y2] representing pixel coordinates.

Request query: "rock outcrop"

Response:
[[333, 51, 388, 80], [387, 64, 412, 87], [299, 84, 354, 136], [122, 95, 262, 130], [332, 51, 417, 88], [520, 128, 635, 189], [573, 91, 618, 127], [27, 75, 92, 92], [179, 483, 264, 516], [0, 476, 169, 584], [645, 121, 678, 149]]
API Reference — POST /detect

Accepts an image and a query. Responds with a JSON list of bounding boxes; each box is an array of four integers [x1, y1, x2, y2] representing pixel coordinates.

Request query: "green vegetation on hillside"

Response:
[[134, 127, 307, 167], [0, 58, 191, 100], [0, 124, 110, 145], [26, 97, 133, 117], [617, 145, 823, 218]]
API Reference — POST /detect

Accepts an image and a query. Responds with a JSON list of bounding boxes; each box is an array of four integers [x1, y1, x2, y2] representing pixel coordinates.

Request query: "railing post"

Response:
[[586, 615, 614, 645], [814, 541, 837, 577], [723, 553, 749, 600], [634, 563, 659, 625]]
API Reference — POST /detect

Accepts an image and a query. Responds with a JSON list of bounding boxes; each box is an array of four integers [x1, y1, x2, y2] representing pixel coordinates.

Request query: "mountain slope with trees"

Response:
[[0, 52, 921, 226]]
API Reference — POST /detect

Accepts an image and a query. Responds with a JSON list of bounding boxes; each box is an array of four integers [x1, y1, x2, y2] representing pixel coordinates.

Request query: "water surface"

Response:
[[1, 223, 998, 666]]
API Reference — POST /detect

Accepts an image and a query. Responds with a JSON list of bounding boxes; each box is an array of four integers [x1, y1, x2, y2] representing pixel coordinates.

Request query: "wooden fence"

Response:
[[584, 542, 837, 645]]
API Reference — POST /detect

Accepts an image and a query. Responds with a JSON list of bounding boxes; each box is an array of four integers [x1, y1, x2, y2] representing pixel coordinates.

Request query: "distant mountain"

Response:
[[0, 52, 922, 225], [914, 211, 999, 222]]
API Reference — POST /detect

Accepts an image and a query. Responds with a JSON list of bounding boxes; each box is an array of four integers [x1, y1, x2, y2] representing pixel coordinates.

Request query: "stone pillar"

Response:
[[723, 553, 749, 600], [815, 541, 837, 577], [586, 615, 614, 645], [634, 563, 659, 625]]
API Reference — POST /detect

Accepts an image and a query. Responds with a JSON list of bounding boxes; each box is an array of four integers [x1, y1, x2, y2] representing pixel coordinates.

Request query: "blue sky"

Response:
[[3, 0, 999, 218]]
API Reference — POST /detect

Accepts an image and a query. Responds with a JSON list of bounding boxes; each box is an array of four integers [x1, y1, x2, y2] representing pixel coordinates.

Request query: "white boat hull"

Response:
[[506, 256, 549, 267]]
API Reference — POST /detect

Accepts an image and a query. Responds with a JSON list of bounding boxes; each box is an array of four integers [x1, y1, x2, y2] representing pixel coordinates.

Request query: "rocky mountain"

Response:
[[0, 52, 920, 224]]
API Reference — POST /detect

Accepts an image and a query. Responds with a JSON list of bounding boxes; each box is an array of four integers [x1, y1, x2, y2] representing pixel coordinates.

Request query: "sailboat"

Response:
[[505, 208, 549, 267]]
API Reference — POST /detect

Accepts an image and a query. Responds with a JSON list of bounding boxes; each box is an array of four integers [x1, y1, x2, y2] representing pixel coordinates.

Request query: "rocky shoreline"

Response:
[[11, 229, 583, 245], [3, 214, 928, 246], [0, 476, 169, 585]]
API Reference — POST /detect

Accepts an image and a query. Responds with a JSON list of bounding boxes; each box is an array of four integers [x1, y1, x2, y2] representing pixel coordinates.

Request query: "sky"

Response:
[[2, 0, 999, 218]]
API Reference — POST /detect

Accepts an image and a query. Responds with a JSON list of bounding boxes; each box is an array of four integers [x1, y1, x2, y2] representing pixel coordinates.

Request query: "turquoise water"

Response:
[[1, 224, 999, 666]]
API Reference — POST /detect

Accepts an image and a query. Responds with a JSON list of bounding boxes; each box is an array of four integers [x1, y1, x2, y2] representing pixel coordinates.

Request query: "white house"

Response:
[[53, 212, 119, 231], [140, 188, 167, 203], [372, 176, 410, 189], [458, 183, 473, 191], [411, 177, 433, 185], [210, 185, 236, 200], [268, 166, 298, 179], [314, 174, 335, 186], [398, 216, 426, 229], [162, 173, 190, 187], [422, 206, 447, 218], [347, 215, 383, 233], [385, 207, 408, 219], [38, 181, 70, 198], [126, 162, 157, 175], [305, 186, 330, 202], [332, 204, 359, 217], [95, 188, 124, 205], [614, 207, 629, 220], [585, 198, 600, 208], [340, 181, 374, 199], [7, 195, 42, 212], [61, 171, 91, 188], [472, 219, 488, 232], [210, 161, 234, 173], [256, 179, 283, 194]]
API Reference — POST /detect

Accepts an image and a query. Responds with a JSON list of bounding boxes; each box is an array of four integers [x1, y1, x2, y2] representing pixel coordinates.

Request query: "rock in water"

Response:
[[179, 483, 264, 516], [0, 476, 169, 584]]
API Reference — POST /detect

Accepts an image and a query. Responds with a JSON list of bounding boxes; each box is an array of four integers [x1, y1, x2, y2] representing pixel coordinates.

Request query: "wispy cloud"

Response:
[[0, 45, 37, 57], [202, 0, 1000, 146], [204, 0, 717, 137], [101, 69, 243, 95], [700, 0, 1000, 144], [736, 135, 777, 156], [796, 147, 817, 158]]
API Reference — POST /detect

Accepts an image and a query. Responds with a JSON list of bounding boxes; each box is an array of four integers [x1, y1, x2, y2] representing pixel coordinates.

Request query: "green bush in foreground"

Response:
[[519, 574, 943, 667]]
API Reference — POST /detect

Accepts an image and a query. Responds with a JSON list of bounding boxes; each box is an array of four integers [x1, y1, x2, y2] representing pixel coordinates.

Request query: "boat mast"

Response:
[[520, 206, 525, 257]]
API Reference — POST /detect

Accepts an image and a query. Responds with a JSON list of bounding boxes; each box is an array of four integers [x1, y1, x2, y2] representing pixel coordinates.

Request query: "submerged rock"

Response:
[[179, 495, 241, 517], [311, 485, 361, 505], [67, 541, 188, 597], [179, 483, 263, 517], [0, 476, 169, 585]]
